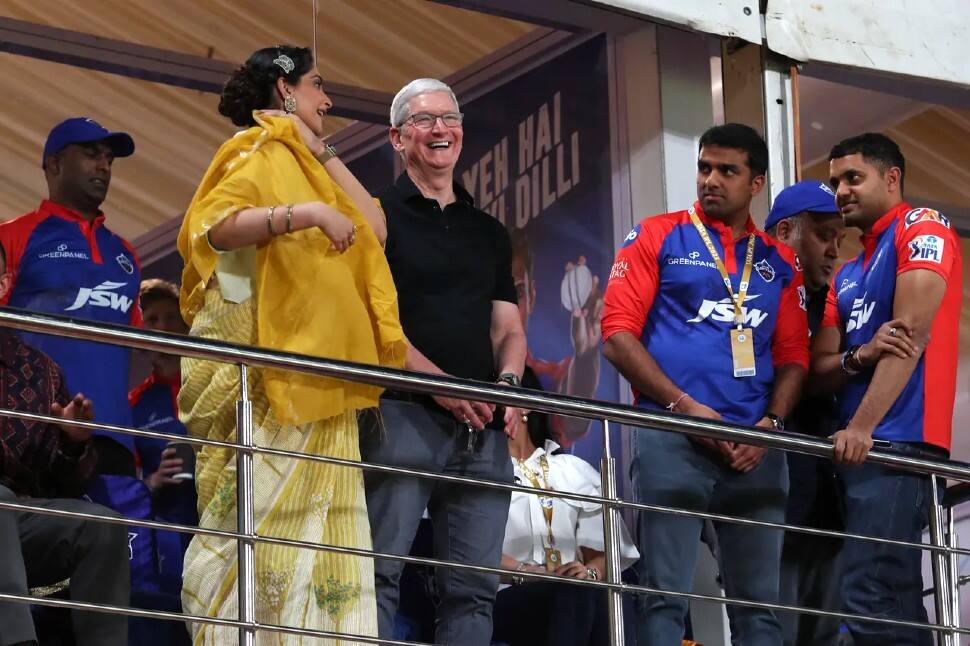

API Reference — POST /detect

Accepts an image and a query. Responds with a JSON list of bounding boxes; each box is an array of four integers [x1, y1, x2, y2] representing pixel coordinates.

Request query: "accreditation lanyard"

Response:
[[516, 454, 555, 543], [688, 208, 758, 378], [688, 208, 756, 328]]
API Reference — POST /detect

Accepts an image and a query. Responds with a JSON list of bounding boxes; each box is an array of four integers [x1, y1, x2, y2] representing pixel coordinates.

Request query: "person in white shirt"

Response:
[[493, 369, 639, 646]]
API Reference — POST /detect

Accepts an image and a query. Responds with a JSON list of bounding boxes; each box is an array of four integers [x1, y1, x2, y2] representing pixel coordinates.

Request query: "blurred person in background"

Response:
[[494, 367, 638, 646], [764, 180, 846, 646], [0, 117, 141, 476]]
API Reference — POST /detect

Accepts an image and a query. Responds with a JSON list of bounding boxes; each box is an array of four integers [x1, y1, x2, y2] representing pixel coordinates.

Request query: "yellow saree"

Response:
[[177, 113, 406, 644]]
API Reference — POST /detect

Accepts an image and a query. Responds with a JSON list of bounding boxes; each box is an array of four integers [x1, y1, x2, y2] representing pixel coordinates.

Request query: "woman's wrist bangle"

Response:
[[667, 392, 689, 412], [514, 562, 528, 572], [266, 206, 277, 236], [285, 204, 294, 233], [316, 143, 338, 164]]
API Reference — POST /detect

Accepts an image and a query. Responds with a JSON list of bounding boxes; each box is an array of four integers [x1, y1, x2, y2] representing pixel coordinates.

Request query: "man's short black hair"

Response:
[[698, 123, 769, 177], [828, 132, 905, 190]]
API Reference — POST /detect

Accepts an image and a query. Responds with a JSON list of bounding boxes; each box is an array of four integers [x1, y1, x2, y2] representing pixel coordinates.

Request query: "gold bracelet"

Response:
[[316, 143, 337, 164], [266, 206, 277, 235], [285, 204, 294, 233]]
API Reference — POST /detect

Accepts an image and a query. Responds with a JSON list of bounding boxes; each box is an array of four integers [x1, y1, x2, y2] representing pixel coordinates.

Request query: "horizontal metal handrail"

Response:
[[0, 589, 428, 646], [2, 405, 965, 558], [2, 307, 968, 481], [0, 490, 962, 637], [3, 306, 967, 638]]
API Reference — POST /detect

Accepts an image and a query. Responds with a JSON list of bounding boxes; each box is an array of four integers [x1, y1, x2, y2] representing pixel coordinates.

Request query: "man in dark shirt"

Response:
[[765, 180, 845, 645], [0, 249, 130, 645], [361, 78, 526, 645]]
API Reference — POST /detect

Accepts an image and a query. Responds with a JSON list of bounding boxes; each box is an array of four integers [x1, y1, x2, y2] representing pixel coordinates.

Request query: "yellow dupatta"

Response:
[[177, 113, 406, 425]]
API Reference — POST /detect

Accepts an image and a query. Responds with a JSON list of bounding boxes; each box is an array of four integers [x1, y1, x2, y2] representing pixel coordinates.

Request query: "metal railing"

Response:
[[0, 306, 968, 644]]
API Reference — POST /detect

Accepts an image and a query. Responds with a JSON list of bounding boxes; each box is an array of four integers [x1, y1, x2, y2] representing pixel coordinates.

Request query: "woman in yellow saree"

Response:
[[177, 45, 406, 644]]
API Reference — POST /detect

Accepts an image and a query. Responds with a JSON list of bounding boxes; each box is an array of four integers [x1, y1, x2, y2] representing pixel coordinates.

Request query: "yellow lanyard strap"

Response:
[[515, 454, 555, 544], [688, 208, 756, 328]]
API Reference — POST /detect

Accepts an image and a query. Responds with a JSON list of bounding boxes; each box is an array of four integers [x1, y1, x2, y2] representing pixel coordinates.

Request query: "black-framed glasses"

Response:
[[406, 112, 464, 129]]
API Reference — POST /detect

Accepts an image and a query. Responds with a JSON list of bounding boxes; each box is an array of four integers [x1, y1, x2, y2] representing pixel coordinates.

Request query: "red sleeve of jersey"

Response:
[[821, 274, 841, 329], [894, 210, 958, 281], [771, 258, 810, 369], [601, 215, 674, 343], [0, 212, 46, 305]]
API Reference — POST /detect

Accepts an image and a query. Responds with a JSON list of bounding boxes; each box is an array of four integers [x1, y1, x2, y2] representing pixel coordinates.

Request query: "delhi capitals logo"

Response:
[[754, 259, 775, 283], [116, 254, 134, 275], [622, 224, 641, 248]]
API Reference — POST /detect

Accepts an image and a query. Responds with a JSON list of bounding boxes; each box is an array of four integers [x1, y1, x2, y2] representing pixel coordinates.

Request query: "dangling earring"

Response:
[[284, 94, 297, 113]]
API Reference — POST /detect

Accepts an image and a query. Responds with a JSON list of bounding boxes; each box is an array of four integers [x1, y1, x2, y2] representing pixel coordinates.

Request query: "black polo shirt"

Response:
[[377, 172, 517, 383]]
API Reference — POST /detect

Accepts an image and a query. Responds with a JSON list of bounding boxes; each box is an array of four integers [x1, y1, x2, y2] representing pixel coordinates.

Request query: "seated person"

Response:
[[129, 278, 197, 580], [494, 369, 639, 646], [0, 251, 129, 645]]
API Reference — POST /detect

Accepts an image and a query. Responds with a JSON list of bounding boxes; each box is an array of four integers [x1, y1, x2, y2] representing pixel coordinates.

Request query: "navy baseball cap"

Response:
[[42, 117, 135, 169], [765, 180, 840, 230]]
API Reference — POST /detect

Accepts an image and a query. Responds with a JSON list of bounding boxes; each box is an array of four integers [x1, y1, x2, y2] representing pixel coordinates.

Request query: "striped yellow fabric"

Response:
[[180, 288, 377, 644]]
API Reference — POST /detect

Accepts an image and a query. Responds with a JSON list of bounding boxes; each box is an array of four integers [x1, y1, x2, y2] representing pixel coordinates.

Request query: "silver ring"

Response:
[[889, 327, 897, 336], [462, 416, 470, 424]]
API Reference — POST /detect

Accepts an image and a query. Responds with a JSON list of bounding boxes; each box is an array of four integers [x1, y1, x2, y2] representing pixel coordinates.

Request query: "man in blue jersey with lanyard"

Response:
[[0, 117, 141, 475], [603, 123, 809, 644]]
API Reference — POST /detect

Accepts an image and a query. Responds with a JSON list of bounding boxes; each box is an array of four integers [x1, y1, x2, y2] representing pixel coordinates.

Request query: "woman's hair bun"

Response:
[[218, 64, 269, 127], [217, 46, 314, 127]]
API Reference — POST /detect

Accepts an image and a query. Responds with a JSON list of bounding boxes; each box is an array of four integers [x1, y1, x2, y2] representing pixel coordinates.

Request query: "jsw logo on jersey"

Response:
[[687, 294, 769, 328], [65, 281, 133, 313], [847, 292, 875, 333]]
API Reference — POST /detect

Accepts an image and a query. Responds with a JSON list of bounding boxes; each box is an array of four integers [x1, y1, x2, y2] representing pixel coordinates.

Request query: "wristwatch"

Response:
[[315, 143, 338, 164], [497, 373, 521, 387], [765, 413, 785, 431]]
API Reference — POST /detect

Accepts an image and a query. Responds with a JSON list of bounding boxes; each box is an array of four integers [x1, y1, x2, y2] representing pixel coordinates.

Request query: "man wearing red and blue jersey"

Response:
[[813, 133, 961, 646], [603, 124, 809, 645], [0, 117, 141, 467]]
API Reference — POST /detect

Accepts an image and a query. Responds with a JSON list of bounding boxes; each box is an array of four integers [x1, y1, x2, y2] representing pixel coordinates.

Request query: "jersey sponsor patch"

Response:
[[847, 292, 876, 332], [666, 251, 717, 269], [38, 242, 90, 260], [904, 208, 950, 229], [754, 258, 775, 283], [621, 224, 641, 248], [609, 259, 630, 280], [909, 234, 944, 264], [65, 280, 134, 313], [687, 293, 769, 328]]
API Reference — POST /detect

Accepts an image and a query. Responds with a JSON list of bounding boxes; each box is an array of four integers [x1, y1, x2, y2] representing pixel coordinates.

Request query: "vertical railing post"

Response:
[[236, 364, 256, 645], [930, 474, 955, 646], [947, 505, 961, 635], [599, 419, 625, 646]]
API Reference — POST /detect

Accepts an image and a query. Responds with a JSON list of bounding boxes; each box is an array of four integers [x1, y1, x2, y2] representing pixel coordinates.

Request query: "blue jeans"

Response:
[[837, 442, 937, 646], [632, 427, 788, 646], [360, 398, 513, 646]]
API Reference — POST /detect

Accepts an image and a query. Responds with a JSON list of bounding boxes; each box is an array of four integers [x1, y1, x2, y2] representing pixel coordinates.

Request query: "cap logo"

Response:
[[818, 182, 836, 197]]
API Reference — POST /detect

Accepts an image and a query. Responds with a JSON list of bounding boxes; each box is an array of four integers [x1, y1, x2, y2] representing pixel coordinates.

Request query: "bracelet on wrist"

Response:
[[841, 345, 862, 375], [266, 206, 277, 236], [315, 143, 338, 164], [667, 392, 689, 412], [285, 204, 294, 233]]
